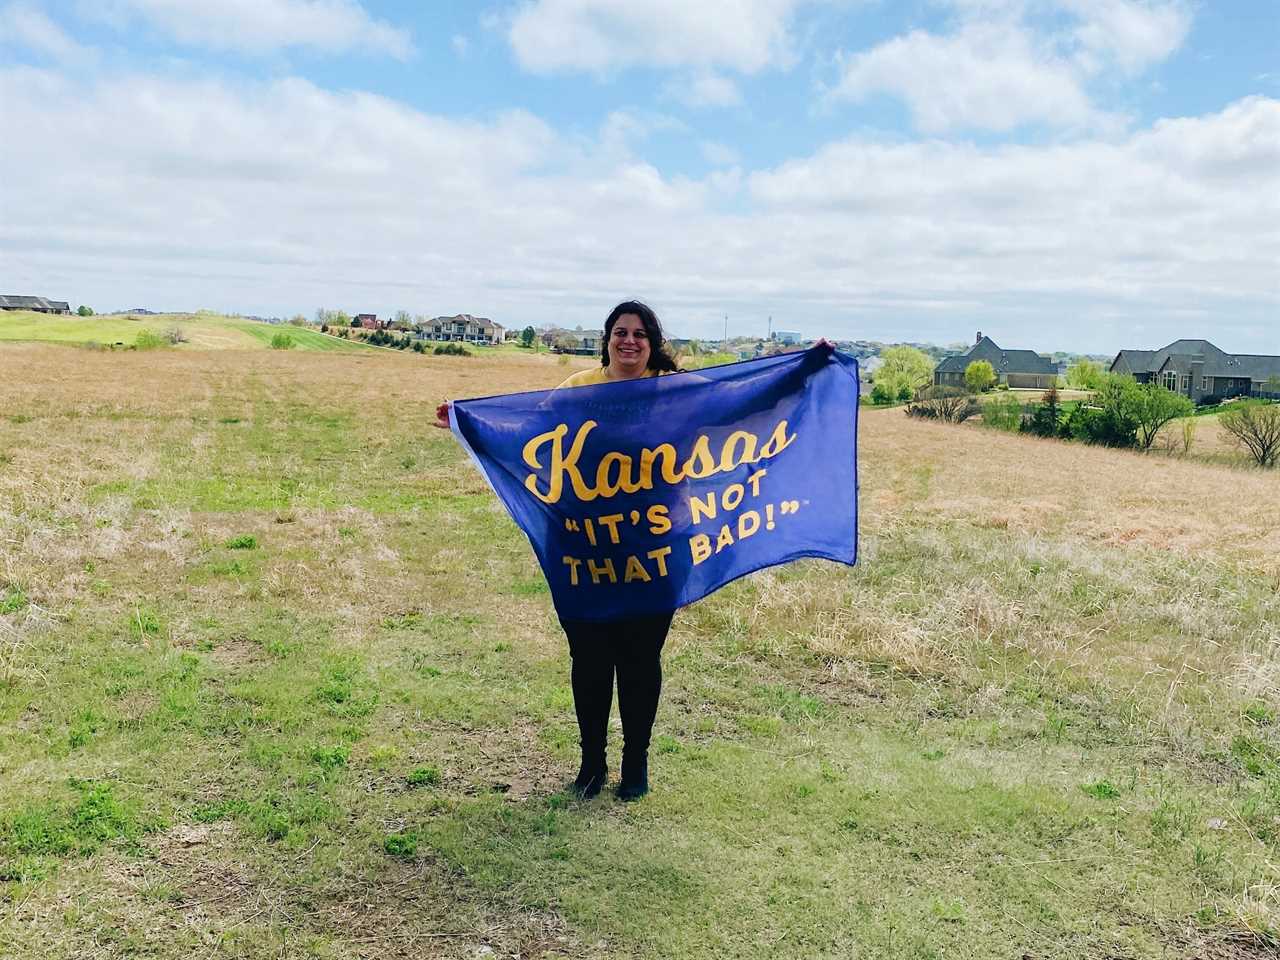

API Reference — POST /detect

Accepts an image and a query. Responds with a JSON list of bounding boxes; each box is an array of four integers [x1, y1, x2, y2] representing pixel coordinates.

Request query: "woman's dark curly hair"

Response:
[[599, 300, 680, 373]]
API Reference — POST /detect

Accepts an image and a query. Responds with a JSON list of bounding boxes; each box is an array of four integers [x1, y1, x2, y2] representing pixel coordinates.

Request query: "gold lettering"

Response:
[[682, 435, 717, 479], [596, 453, 640, 497], [718, 430, 759, 471], [597, 513, 623, 544], [756, 420, 796, 459], [639, 444, 684, 488], [737, 510, 760, 540], [647, 546, 672, 577], [522, 420, 598, 505], [646, 504, 671, 536], [587, 557, 617, 584], [722, 483, 744, 511], [689, 491, 717, 525], [562, 555, 582, 586], [523, 419, 793, 504], [689, 534, 711, 566], [715, 524, 734, 553], [624, 555, 651, 583]]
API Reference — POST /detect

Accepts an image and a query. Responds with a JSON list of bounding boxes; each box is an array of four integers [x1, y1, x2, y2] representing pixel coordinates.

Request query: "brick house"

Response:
[[934, 333, 1058, 389], [1110, 339, 1280, 402]]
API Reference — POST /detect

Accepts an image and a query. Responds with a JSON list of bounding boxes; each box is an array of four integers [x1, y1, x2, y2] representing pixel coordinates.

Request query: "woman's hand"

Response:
[[814, 337, 837, 350], [433, 400, 452, 429]]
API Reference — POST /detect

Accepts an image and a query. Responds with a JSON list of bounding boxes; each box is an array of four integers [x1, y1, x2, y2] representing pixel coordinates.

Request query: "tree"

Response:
[[876, 346, 935, 402], [334, 310, 351, 327], [288, 314, 307, 326], [964, 360, 997, 393], [1022, 387, 1062, 437], [1066, 359, 1105, 390], [392, 310, 412, 330], [520, 325, 536, 348], [77, 305, 94, 316], [1220, 403, 1280, 467], [1130, 382, 1194, 452]]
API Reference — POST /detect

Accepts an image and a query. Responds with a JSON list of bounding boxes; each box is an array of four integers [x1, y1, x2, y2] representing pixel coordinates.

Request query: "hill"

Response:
[[0, 345, 1276, 959], [0, 310, 373, 352]]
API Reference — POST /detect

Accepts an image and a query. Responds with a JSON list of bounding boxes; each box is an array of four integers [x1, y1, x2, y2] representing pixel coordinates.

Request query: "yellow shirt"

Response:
[[556, 367, 664, 389]]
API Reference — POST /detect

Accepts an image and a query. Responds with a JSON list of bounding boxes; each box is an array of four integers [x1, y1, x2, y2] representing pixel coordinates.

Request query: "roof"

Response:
[[935, 336, 1056, 375], [1112, 339, 1280, 380], [0, 295, 69, 310]]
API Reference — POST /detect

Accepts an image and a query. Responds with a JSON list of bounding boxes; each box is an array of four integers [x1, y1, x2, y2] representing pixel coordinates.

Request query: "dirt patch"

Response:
[[203, 633, 263, 667], [417, 718, 567, 801]]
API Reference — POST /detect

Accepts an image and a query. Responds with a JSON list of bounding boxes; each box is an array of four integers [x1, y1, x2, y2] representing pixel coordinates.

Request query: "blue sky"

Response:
[[4, 1, 1278, 352]]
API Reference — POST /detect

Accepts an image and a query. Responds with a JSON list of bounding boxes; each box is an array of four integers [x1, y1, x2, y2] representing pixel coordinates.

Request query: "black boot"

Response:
[[616, 750, 648, 801], [570, 755, 607, 799]]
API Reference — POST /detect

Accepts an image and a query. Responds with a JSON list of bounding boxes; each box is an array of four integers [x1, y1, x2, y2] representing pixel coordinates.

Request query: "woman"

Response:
[[435, 301, 681, 801]]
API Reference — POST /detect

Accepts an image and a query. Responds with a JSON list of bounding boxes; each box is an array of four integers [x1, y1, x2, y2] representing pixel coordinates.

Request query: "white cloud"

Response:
[[89, 0, 413, 59], [505, 0, 808, 75], [451, 34, 470, 57], [2, 3, 95, 60], [3, 66, 1276, 351], [666, 70, 743, 108], [831, 22, 1106, 133], [830, 0, 1191, 133], [1062, 0, 1191, 74]]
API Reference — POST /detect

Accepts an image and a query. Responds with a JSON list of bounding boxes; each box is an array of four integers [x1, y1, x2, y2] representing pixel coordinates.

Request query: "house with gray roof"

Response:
[[1110, 339, 1280, 402], [934, 332, 1058, 390], [0, 295, 71, 314]]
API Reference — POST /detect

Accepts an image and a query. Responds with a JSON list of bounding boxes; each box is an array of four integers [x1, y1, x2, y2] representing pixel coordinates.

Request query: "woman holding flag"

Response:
[[435, 301, 850, 803], [436, 301, 682, 800]]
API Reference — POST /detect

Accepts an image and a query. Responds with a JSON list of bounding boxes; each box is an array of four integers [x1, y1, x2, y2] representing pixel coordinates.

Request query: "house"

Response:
[[1, 295, 71, 314], [934, 332, 1058, 389], [1110, 339, 1280, 402], [352, 313, 382, 329], [427, 314, 502, 345], [771, 330, 801, 346], [541, 328, 601, 355]]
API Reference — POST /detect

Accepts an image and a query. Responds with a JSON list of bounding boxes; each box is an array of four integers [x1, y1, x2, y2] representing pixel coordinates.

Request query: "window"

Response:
[[1181, 375, 1191, 392], [1163, 371, 1177, 391], [1202, 377, 1210, 391]]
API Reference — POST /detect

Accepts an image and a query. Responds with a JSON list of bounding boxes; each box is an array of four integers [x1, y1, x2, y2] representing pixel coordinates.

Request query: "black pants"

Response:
[[559, 612, 674, 769]]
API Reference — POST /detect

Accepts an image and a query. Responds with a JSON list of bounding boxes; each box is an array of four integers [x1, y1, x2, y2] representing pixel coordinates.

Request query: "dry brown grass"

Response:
[[3, 345, 1279, 958]]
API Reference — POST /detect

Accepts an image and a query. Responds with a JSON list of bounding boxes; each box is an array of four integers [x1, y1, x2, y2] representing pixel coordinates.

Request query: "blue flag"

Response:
[[450, 346, 859, 622]]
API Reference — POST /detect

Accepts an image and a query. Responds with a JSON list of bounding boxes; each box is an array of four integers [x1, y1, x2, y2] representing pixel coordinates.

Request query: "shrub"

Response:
[[225, 534, 258, 550], [1220, 403, 1280, 467], [163, 326, 188, 345], [77, 305, 94, 316], [433, 343, 471, 357], [134, 330, 166, 350], [270, 332, 295, 350], [412, 340, 425, 353], [905, 385, 978, 423], [1022, 387, 1063, 438], [870, 381, 898, 405], [981, 393, 1024, 432], [964, 360, 997, 393], [1062, 405, 1137, 448]]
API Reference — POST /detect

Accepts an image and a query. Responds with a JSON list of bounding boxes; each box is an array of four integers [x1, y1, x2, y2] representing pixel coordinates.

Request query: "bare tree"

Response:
[[905, 385, 979, 424], [1220, 403, 1280, 467]]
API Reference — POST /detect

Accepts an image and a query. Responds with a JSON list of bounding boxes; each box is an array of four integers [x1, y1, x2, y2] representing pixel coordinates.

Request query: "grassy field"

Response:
[[1, 345, 1277, 959], [0, 311, 372, 352]]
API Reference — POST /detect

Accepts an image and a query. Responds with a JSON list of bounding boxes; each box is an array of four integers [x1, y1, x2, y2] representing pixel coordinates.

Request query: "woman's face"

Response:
[[608, 313, 651, 374]]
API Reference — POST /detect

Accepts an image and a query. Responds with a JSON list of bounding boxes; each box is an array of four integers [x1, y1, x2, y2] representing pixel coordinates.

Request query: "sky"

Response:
[[2, 1, 1277, 353]]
